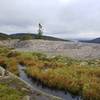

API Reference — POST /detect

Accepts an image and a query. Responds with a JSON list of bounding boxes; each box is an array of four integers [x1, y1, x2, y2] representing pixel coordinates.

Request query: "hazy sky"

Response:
[[0, 0, 100, 39]]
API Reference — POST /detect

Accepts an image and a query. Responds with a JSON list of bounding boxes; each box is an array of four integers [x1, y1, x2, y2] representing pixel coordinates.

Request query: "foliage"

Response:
[[0, 47, 19, 75], [7, 51, 21, 58], [0, 84, 24, 100], [24, 53, 100, 100], [6, 58, 19, 75], [0, 47, 100, 100], [36, 23, 43, 39], [32, 52, 47, 60], [26, 65, 100, 100], [0, 32, 69, 41], [19, 34, 33, 40], [0, 33, 10, 40]]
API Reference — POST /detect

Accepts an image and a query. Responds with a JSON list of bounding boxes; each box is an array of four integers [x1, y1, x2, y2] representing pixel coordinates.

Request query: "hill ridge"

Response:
[[0, 32, 68, 41]]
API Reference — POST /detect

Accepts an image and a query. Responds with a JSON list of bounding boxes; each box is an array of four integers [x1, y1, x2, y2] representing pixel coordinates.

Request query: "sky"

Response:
[[0, 0, 100, 39]]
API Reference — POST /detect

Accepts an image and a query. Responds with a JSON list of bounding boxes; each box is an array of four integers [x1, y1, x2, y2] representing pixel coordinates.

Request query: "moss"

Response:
[[0, 84, 24, 100]]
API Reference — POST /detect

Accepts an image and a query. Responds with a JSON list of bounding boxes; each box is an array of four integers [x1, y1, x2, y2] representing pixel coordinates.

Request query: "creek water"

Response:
[[18, 65, 82, 100]]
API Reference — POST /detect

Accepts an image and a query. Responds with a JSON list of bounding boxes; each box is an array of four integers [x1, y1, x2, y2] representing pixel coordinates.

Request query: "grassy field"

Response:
[[0, 47, 61, 100], [21, 52, 100, 100], [0, 46, 100, 100]]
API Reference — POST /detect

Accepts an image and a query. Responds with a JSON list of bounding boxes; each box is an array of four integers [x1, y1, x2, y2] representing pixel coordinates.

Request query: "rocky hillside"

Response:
[[0, 39, 100, 59]]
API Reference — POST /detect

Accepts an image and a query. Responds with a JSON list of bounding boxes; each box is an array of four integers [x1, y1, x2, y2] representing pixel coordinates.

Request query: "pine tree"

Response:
[[37, 23, 43, 39]]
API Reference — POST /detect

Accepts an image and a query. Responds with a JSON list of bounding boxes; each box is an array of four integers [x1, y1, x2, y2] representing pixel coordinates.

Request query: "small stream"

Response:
[[18, 65, 82, 100]]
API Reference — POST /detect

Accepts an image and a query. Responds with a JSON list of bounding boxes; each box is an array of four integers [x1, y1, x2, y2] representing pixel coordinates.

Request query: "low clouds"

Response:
[[0, 0, 100, 39]]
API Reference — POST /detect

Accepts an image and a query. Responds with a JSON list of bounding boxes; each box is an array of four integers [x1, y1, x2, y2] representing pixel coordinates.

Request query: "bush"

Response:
[[32, 52, 47, 60], [7, 51, 21, 58]]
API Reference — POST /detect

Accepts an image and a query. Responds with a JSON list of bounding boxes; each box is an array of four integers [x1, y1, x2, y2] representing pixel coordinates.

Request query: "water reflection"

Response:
[[18, 65, 82, 100]]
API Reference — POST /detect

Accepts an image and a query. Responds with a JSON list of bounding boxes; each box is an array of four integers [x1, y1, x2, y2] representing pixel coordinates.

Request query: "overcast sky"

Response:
[[0, 0, 100, 39]]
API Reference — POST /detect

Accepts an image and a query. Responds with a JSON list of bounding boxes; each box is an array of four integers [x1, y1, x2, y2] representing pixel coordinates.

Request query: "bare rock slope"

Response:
[[0, 39, 100, 59]]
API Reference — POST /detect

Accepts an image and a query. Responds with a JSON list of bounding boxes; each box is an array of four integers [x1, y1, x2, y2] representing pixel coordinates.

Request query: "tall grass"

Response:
[[25, 54, 100, 100], [0, 47, 100, 100], [0, 47, 19, 75]]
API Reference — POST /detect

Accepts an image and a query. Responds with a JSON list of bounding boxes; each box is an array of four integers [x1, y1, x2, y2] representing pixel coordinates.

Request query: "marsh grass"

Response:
[[0, 47, 19, 75], [0, 47, 100, 100], [24, 53, 100, 100]]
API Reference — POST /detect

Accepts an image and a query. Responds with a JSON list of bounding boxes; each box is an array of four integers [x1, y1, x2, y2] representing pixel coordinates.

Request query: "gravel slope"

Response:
[[0, 39, 100, 59]]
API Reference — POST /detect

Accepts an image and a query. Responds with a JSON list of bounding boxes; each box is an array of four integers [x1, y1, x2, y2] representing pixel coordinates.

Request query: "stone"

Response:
[[23, 95, 30, 100]]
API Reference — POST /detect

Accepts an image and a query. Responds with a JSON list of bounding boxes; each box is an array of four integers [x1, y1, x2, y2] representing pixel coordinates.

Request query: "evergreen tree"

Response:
[[37, 23, 43, 39]]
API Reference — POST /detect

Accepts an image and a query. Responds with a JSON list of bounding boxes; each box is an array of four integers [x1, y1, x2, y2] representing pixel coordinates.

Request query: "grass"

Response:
[[0, 47, 19, 75], [23, 53, 100, 100], [26, 65, 100, 99], [0, 84, 24, 100], [0, 77, 31, 100], [6, 58, 19, 75], [0, 46, 100, 100], [0, 76, 56, 100]]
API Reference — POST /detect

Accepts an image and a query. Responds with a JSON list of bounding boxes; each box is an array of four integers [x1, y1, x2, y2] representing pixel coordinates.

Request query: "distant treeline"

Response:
[[0, 33, 68, 41]]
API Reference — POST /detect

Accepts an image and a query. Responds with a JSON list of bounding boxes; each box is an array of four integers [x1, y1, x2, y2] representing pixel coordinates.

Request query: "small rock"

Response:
[[80, 62, 88, 66], [21, 88, 30, 92], [23, 95, 30, 100]]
